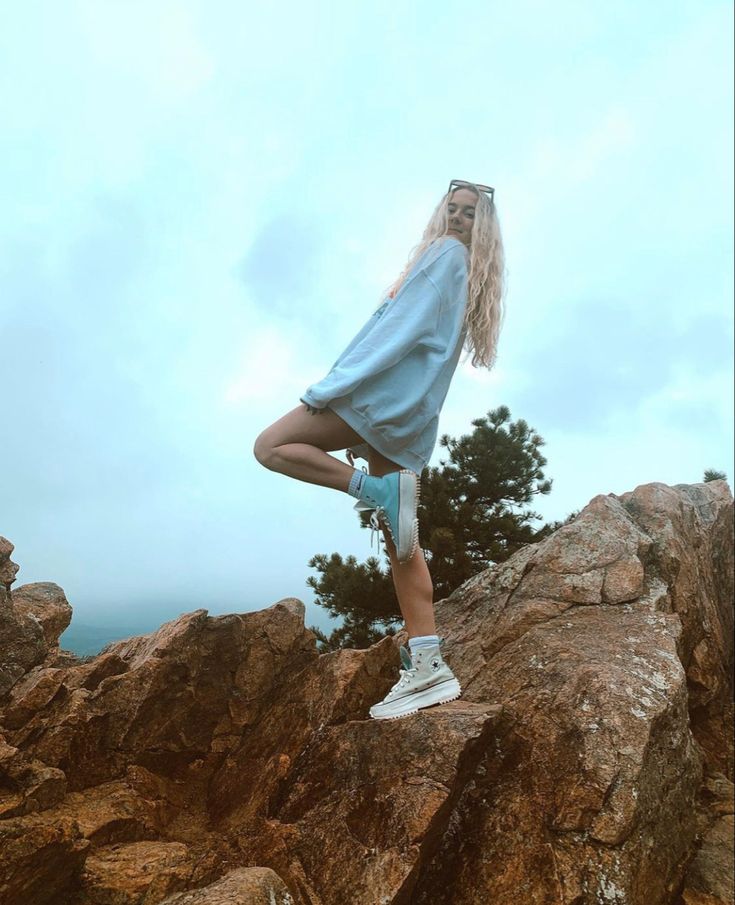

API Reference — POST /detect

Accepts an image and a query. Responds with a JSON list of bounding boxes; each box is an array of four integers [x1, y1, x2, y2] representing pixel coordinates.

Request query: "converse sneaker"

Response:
[[357, 470, 420, 563], [369, 641, 462, 720]]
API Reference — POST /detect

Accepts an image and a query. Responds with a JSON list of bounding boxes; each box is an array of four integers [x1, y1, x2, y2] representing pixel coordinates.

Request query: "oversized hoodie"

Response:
[[300, 235, 469, 473]]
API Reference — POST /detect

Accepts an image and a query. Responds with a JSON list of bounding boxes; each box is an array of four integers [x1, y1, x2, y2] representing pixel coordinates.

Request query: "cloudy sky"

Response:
[[1, 1, 732, 650]]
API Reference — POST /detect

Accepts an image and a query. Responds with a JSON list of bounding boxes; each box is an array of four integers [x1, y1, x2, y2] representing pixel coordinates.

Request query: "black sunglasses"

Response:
[[448, 179, 494, 202]]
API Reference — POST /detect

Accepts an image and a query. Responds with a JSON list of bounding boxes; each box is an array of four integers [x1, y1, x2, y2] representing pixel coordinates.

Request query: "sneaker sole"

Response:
[[369, 678, 462, 720], [379, 469, 420, 562]]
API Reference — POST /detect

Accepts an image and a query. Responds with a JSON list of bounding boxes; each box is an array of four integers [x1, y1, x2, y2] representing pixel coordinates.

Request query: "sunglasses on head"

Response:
[[448, 179, 494, 202]]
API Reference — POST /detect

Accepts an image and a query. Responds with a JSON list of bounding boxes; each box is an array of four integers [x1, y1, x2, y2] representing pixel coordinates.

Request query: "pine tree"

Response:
[[307, 406, 571, 651], [704, 468, 728, 482], [306, 553, 399, 653]]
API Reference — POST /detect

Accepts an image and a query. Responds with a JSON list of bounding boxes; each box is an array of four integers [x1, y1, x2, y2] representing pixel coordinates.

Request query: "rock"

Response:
[[77, 840, 195, 904], [39, 777, 170, 845], [1, 667, 69, 730], [0, 539, 74, 698], [616, 481, 735, 778], [681, 814, 734, 905], [0, 480, 731, 904], [401, 480, 732, 903], [158, 867, 295, 904], [0, 728, 67, 818], [0, 812, 89, 905], [1, 599, 318, 790], [0, 535, 19, 594], [0, 592, 47, 699], [10, 582, 72, 649], [245, 701, 502, 905], [46, 647, 86, 668], [206, 635, 407, 824], [680, 770, 735, 905]]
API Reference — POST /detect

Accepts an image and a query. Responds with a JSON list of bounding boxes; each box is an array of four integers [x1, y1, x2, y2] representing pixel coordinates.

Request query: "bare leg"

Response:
[[367, 447, 435, 638], [254, 404, 368, 492]]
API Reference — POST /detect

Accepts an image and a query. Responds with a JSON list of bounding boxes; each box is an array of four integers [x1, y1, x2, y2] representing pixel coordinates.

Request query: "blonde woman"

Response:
[[254, 179, 506, 719]]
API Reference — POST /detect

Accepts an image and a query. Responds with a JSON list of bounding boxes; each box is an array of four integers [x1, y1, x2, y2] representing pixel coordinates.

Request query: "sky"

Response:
[[1, 1, 732, 652]]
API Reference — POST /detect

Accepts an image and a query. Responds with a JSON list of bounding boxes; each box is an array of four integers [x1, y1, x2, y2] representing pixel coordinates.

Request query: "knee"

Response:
[[253, 435, 275, 468]]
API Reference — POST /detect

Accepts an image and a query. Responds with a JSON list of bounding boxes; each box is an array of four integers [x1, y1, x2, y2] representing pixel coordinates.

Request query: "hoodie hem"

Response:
[[326, 397, 427, 474]]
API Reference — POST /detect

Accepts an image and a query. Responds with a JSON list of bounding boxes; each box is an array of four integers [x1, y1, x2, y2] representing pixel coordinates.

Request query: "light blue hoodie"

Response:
[[300, 235, 469, 473]]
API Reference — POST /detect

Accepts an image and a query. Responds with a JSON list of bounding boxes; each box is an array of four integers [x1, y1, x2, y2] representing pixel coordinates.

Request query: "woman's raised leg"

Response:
[[368, 447, 436, 638], [253, 404, 366, 492]]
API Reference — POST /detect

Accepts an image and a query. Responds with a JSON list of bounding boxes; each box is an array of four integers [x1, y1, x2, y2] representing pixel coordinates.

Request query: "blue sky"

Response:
[[1, 1, 732, 648]]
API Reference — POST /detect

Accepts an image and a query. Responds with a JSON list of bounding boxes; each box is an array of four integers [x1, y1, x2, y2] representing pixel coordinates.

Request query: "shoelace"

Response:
[[369, 507, 386, 552], [390, 664, 418, 694]]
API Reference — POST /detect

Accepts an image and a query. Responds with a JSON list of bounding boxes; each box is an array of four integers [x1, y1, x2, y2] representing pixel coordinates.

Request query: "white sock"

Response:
[[409, 634, 440, 653], [347, 468, 366, 498]]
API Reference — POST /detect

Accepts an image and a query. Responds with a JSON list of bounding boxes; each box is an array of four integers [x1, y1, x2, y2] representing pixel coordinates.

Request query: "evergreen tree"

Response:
[[306, 553, 400, 653], [307, 406, 568, 651], [419, 405, 556, 597], [704, 468, 728, 482]]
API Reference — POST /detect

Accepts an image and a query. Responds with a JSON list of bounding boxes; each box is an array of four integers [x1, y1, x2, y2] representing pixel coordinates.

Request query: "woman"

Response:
[[254, 179, 506, 719]]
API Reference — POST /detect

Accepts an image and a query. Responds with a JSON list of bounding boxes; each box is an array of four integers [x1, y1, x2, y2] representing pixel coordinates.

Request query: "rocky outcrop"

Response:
[[0, 540, 43, 697], [10, 582, 73, 652], [0, 538, 77, 697], [0, 537, 19, 594], [0, 479, 732, 905]]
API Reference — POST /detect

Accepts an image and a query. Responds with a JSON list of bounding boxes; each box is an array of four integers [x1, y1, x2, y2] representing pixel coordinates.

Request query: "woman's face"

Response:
[[445, 188, 477, 247]]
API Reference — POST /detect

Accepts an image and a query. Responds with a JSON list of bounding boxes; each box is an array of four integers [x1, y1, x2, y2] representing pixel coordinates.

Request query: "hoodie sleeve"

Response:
[[301, 242, 465, 410]]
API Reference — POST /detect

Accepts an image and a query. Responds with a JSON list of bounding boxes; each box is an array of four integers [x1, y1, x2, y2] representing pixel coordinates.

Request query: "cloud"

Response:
[[507, 294, 733, 432], [222, 324, 312, 408], [236, 216, 326, 317]]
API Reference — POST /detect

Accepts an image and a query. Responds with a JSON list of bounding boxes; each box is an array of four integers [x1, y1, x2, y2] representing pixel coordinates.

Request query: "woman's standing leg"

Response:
[[367, 447, 436, 638]]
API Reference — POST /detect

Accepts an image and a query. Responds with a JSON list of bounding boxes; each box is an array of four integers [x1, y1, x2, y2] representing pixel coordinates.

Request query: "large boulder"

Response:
[[0, 591, 47, 700], [11, 582, 72, 650], [0, 812, 89, 905], [1, 537, 73, 698]]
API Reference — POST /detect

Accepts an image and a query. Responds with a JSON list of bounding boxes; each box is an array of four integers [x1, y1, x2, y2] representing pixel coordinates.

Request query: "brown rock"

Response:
[[11, 582, 72, 649], [401, 480, 732, 903], [681, 813, 735, 905], [1, 666, 68, 730], [680, 769, 735, 905], [246, 701, 502, 905], [0, 544, 74, 698], [206, 635, 404, 826], [41, 777, 169, 845], [0, 728, 67, 818], [615, 481, 735, 778], [0, 812, 89, 905], [158, 867, 295, 904], [0, 535, 19, 593], [78, 840, 195, 904], [0, 480, 731, 904], [45, 646, 86, 668], [1, 599, 317, 790], [0, 593, 46, 699]]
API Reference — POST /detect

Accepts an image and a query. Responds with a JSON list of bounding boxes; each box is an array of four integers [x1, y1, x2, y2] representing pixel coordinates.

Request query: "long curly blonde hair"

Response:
[[381, 183, 507, 369]]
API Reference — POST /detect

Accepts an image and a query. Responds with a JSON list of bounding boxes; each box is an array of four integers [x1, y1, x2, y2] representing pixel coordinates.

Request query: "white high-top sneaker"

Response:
[[369, 641, 462, 720]]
